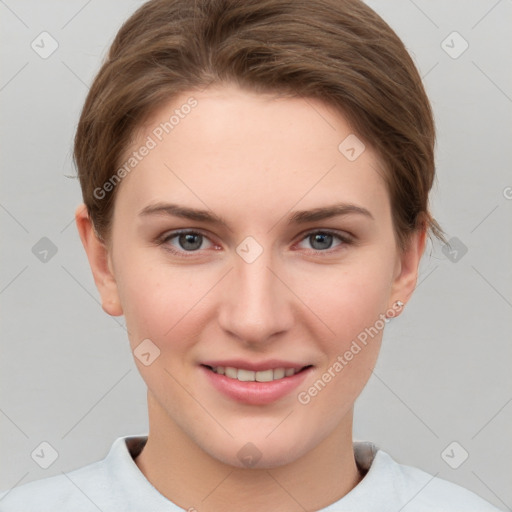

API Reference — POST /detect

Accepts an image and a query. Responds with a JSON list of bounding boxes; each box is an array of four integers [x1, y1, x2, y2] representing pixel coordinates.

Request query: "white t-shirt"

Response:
[[0, 435, 502, 511]]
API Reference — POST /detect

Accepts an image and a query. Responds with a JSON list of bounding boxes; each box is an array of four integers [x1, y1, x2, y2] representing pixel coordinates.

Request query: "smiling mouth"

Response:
[[201, 364, 313, 382]]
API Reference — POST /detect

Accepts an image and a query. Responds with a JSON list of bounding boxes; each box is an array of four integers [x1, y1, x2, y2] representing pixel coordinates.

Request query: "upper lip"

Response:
[[201, 359, 312, 372]]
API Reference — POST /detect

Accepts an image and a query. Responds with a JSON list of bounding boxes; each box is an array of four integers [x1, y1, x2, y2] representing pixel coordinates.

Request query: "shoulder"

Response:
[[0, 435, 172, 512], [368, 447, 502, 511], [0, 458, 110, 512], [334, 442, 503, 511]]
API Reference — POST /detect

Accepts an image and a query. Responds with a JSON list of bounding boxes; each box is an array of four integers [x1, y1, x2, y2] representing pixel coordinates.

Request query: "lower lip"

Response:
[[201, 365, 313, 405]]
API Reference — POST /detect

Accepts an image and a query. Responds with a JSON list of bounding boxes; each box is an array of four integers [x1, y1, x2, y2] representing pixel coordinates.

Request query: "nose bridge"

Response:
[[218, 245, 291, 343]]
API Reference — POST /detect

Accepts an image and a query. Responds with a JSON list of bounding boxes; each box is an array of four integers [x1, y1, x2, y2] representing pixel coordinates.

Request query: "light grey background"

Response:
[[1, 0, 511, 509]]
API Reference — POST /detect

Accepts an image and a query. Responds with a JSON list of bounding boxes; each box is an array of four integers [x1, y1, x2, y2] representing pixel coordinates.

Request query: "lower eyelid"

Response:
[[162, 231, 214, 250], [296, 231, 350, 250], [159, 230, 351, 254]]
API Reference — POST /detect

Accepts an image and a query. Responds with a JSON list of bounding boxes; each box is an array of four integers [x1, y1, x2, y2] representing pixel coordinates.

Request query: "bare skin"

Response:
[[76, 83, 425, 511]]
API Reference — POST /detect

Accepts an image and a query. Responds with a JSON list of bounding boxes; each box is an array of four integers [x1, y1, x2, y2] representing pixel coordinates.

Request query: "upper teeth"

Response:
[[212, 366, 298, 382]]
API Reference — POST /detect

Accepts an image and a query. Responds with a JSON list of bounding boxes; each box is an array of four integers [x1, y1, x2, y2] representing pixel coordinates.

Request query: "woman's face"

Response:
[[84, 83, 423, 468]]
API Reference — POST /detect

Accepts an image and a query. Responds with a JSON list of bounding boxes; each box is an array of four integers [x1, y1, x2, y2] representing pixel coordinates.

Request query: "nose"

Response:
[[217, 248, 294, 347]]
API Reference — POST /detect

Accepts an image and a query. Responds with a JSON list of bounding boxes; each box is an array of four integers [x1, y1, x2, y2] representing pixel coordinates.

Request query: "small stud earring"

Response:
[[385, 300, 405, 319]]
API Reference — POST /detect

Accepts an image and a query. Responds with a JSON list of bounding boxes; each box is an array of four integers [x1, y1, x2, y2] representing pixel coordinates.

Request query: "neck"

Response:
[[135, 395, 362, 512]]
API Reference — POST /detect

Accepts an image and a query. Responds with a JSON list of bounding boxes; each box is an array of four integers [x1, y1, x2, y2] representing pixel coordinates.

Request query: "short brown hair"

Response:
[[74, 0, 446, 250]]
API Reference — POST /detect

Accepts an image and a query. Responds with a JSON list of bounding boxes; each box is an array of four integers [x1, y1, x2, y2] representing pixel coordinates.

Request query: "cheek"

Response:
[[298, 255, 394, 345], [294, 269, 388, 425], [116, 257, 213, 349], [295, 255, 393, 398], [117, 248, 394, 334]]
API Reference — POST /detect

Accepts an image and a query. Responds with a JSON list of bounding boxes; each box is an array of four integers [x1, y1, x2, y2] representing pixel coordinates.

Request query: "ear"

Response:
[[75, 204, 123, 316], [388, 226, 427, 312]]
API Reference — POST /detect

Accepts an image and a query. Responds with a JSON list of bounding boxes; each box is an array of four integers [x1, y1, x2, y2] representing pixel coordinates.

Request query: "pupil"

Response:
[[177, 233, 333, 251], [311, 233, 332, 250], [180, 233, 202, 251]]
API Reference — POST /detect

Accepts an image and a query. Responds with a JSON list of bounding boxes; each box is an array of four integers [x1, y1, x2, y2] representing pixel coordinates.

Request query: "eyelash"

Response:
[[157, 229, 353, 258]]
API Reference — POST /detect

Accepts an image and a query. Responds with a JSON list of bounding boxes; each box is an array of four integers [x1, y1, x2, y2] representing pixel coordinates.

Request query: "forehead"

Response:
[[115, 83, 390, 224]]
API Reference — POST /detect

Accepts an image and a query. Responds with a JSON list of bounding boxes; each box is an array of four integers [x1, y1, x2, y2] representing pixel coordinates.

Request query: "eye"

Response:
[[159, 230, 216, 255], [296, 230, 352, 253], [157, 228, 352, 258]]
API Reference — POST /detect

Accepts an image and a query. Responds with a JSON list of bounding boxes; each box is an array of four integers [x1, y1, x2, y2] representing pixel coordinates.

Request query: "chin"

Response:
[[200, 429, 316, 470]]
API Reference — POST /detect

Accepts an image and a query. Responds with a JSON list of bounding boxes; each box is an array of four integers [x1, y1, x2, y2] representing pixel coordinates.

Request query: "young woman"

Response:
[[0, 0, 503, 510]]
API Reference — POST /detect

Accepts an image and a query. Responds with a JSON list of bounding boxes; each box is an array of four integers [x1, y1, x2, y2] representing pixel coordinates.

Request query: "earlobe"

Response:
[[389, 227, 427, 313], [75, 204, 123, 317]]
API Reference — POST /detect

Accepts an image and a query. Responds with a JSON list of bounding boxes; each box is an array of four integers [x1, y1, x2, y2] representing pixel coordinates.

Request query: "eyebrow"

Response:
[[139, 202, 374, 227]]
